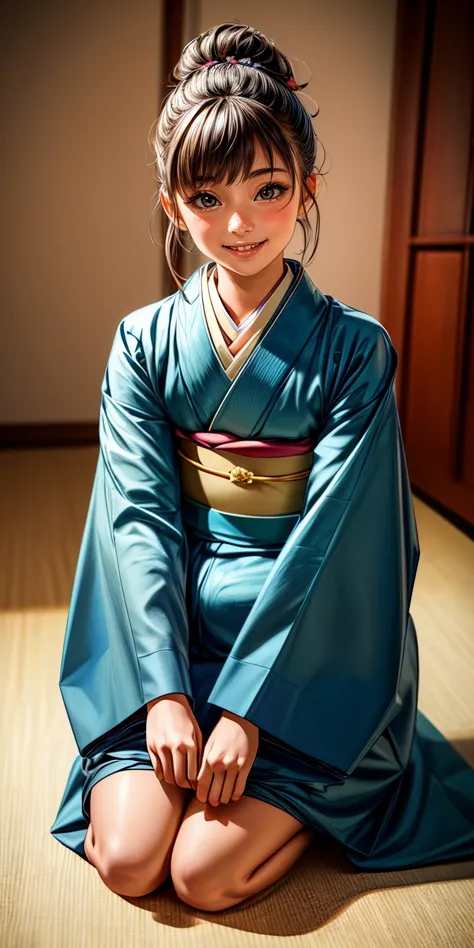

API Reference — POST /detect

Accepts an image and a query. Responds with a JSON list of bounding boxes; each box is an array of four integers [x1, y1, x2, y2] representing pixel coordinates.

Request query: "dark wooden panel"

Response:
[[0, 423, 98, 449], [410, 462, 474, 526], [380, 0, 429, 391], [404, 251, 463, 482], [160, 0, 185, 296], [461, 254, 474, 489], [417, 0, 474, 237], [410, 236, 474, 247], [380, 0, 474, 526], [412, 485, 474, 539]]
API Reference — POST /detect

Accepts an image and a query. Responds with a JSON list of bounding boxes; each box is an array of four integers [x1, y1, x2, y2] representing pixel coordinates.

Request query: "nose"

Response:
[[227, 210, 254, 237]]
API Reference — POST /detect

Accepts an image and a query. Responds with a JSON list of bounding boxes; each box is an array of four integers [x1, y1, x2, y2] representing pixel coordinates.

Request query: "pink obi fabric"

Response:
[[174, 427, 315, 458]]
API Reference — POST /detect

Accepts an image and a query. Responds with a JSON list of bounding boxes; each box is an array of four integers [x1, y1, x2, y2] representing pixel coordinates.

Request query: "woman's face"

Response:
[[161, 141, 316, 275]]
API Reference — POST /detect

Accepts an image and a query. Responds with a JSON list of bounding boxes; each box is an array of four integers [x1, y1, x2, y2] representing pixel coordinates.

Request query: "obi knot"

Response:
[[229, 466, 254, 485]]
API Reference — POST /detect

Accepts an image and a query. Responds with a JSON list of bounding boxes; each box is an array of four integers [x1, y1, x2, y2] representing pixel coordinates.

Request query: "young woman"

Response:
[[51, 23, 474, 911]]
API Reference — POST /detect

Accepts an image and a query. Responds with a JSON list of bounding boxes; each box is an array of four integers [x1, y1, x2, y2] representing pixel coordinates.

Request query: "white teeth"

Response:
[[229, 242, 261, 251]]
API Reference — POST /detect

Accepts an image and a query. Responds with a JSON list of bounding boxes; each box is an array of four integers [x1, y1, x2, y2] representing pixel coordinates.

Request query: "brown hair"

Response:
[[149, 22, 325, 299]]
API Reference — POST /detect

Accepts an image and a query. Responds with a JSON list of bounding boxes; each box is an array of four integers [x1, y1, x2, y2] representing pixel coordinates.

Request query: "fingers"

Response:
[[195, 758, 214, 804], [154, 746, 246, 805], [207, 763, 227, 807], [160, 746, 175, 784], [148, 725, 202, 789], [186, 724, 202, 790], [150, 720, 253, 805], [147, 745, 163, 780], [219, 765, 240, 805], [231, 767, 249, 802], [196, 757, 243, 806], [196, 726, 203, 768], [146, 702, 203, 789], [187, 740, 199, 788]]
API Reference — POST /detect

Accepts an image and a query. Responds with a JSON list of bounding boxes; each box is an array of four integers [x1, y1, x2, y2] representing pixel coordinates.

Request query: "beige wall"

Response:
[[1, 1, 162, 423], [1, 0, 397, 424]]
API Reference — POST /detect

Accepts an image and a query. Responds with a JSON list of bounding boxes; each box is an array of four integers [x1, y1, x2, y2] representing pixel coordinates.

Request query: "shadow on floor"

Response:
[[125, 839, 474, 936]]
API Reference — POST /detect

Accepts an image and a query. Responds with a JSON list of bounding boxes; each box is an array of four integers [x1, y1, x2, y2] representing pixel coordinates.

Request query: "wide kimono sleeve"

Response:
[[207, 319, 420, 776], [59, 310, 193, 756]]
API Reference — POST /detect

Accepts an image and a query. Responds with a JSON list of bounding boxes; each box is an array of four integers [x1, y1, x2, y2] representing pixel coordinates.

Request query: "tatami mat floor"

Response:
[[1, 446, 473, 947]]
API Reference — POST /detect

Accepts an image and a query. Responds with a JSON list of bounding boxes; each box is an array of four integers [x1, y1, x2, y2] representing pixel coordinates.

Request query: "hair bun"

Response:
[[171, 23, 294, 87]]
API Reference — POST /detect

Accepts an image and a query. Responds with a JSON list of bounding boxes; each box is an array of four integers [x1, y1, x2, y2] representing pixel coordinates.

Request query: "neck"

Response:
[[213, 254, 286, 325]]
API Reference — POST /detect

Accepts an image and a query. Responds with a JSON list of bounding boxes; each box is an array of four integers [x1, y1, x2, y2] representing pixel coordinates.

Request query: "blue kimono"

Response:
[[50, 258, 474, 869]]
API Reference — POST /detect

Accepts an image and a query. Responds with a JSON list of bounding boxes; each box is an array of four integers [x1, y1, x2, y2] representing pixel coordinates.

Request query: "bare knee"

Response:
[[170, 849, 233, 912], [85, 829, 169, 898], [171, 868, 231, 912]]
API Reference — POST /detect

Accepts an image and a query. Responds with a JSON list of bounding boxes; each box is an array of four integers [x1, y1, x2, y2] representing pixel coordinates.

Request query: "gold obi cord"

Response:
[[177, 438, 313, 516]]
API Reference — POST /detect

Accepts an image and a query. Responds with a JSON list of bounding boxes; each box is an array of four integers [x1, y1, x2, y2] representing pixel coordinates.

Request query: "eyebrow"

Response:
[[247, 167, 290, 178], [195, 167, 290, 185]]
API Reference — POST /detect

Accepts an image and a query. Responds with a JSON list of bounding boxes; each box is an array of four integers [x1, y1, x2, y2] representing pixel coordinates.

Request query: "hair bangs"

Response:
[[169, 98, 298, 199]]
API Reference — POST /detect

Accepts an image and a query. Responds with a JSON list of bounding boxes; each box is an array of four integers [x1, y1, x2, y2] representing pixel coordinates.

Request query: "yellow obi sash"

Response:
[[177, 438, 313, 516]]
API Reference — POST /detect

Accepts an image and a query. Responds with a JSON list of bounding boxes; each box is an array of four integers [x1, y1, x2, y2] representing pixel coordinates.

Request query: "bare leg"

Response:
[[171, 793, 315, 912], [238, 826, 315, 902], [84, 769, 192, 897]]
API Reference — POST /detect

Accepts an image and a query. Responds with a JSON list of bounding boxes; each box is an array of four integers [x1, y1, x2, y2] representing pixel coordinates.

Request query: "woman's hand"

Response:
[[196, 710, 259, 806], [146, 693, 203, 790]]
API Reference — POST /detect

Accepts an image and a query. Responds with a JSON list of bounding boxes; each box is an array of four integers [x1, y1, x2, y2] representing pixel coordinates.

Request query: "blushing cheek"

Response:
[[269, 207, 292, 233], [201, 219, 216, 239], [193, 218, 216, 247], [275, 205, 299, 242]]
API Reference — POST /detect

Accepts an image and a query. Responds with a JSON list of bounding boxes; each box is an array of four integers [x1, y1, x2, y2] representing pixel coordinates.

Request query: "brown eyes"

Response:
[[186, 183, 290, 210]]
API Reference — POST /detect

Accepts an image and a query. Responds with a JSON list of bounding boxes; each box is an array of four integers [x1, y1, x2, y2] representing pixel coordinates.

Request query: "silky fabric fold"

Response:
[[51, 258, 474, 869]]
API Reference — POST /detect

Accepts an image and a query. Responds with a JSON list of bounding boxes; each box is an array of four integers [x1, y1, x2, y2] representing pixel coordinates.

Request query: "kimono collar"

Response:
[[207, 261, 293, 339]]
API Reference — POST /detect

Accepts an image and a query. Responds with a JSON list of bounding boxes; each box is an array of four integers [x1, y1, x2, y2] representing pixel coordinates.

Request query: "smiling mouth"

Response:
[[224, 240, 266, 251]]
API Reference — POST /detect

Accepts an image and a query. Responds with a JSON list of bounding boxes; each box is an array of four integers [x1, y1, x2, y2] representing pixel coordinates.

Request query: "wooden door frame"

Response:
[[159, 0, 186, 298], [380, 0, 436, 427]]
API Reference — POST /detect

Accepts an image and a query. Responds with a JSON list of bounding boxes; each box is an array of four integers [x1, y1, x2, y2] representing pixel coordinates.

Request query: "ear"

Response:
[[298, 171, 317, 215], [160, 190, 188, 231]]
